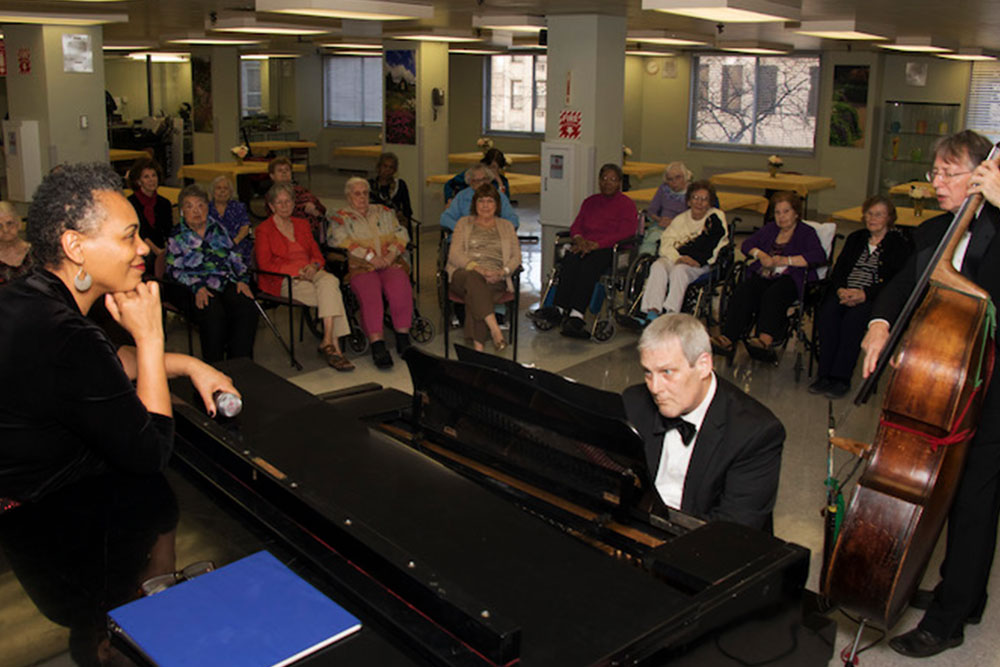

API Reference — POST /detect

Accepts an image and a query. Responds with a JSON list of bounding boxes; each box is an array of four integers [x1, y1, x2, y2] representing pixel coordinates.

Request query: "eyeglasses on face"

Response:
[[141, 560, 215, 596], [925, 169, 970, 182]]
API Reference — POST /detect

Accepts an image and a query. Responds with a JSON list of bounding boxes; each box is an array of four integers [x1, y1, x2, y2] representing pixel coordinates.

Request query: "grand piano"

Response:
[[0, 348, 835, 666]]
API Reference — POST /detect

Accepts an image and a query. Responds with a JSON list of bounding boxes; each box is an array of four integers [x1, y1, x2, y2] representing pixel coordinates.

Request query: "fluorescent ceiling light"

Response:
[[210, 14, 333, 35], [390, 30, 480, 43], [719, 40, 793, 54], [128, 52, 190, 63], [794, 19, 892, 41], [472, 15, 545, 33], [104, 41, 158, 51], [641, 0, 800, 23], [256, 0, 432, 21], [240, 53, 302, 59], [627, 30, 709, 46], [509, 43, 546, 51], [450, 48, 503, 55], [166, 34, 264, 45], [877, 37, 954, 53], [330, 50, 382, 56], [939, 48, 998, 61], [0, 10, 127, 26], [628, 49, 677, 57], [319, 41, 382, 49]]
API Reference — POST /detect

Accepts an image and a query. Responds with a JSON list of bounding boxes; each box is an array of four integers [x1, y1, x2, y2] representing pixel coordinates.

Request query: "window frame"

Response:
[[687, 52, 821, 157], [240, 60, 265, 118], [322, 54, 384, 129], [483, 53, 547, 138]]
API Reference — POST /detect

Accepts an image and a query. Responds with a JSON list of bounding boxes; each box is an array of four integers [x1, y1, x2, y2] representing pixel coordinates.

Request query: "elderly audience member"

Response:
[[256, 183, 354, 372], [639, 162, 694, 256], [368, 152, 413, 230], [208, 175, 253, 268], [0, 163, 236, 503], [328, 177, 413, 369], [268, 157, 327, 245], [126, 156, 174, 274], [0, 201, 31, 284], [711, 191, 825, 355], [444, 148, 511, 202], [446, 184, 522, 352], [440, 163, 519, 231], [531, 163, 639, 339], [639, 181, 727, 321], [810, 196, 911, 398], [166, 185, 258, 363]]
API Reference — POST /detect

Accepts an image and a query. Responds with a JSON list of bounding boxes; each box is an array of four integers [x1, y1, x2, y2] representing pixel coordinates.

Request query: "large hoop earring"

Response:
[[73, 266, 92, 292]]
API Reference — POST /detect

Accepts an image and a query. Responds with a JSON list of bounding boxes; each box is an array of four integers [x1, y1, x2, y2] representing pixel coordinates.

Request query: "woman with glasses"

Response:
[[711, 191, 825, 355], [640, 180, 727, 322], [809, 195, 911, 398]]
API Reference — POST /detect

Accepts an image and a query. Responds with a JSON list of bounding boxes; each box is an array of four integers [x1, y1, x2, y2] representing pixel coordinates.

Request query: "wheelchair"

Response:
[[528, 217, 644, 342]]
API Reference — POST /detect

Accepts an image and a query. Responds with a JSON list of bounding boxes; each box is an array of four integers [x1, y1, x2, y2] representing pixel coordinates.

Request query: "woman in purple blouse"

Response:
[[208, 175, 253, 268], [712, 191, 825, 354]]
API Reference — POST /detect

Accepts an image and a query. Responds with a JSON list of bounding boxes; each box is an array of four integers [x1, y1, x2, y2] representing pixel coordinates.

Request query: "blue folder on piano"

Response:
[[108, 551, 361, 666]]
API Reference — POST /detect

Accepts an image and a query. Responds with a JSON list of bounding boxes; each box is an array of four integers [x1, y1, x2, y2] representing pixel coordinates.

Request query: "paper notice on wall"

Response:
[[62, 34, 93, 73], [558, 109, 582, 140]]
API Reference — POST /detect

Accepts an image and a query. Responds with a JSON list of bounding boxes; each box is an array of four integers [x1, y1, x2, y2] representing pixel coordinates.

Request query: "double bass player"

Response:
[[861, 130, 1000, 658]]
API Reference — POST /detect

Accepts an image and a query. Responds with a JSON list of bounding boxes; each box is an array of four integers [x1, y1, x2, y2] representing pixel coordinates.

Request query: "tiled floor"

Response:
[[160, 167, 996, 667]]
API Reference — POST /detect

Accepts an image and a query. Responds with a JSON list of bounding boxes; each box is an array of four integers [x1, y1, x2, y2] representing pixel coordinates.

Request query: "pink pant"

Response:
[[350, 266, 413, 336]]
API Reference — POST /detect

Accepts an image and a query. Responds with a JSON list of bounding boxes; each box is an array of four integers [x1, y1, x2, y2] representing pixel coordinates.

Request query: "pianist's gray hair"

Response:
[[638, 313, 711, 367]]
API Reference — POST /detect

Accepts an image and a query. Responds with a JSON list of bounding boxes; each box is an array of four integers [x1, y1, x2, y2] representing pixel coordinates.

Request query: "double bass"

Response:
[[823, 148, 998, 628]]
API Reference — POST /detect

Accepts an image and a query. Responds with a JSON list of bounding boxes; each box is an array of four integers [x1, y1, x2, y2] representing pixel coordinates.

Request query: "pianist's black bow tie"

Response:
[[662, 416, 696, 446]]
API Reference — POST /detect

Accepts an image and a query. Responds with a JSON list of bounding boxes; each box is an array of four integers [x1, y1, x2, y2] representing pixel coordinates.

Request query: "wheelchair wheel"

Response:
[[410, 314, 434, 343], [592, 318, 615, 343], [346, 329, 369, 355], [623, 254, 653, 314]]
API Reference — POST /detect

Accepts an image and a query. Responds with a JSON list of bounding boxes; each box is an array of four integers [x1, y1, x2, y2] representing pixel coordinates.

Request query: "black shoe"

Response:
[[808, 378, 832, 394], [824, 380, 851, 399], [395, 331, 411, 355], [560, 316, 590, 339], [531, 306, 562, 326], [888, 628, 963, 658], [910, 588, 983, 624], [372, 340, 394, 369]]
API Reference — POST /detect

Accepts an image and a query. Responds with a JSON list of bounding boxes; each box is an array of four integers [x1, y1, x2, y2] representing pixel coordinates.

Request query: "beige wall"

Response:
[[104, 58, 192, 120]]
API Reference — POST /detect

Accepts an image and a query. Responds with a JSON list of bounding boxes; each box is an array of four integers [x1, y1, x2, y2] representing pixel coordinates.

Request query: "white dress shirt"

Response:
[[654, 373, 717, 509]]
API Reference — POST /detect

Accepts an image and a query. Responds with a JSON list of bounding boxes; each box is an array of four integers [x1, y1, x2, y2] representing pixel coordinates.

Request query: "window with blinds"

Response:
[[323, 56, 383, 126], [966, 61, 1000, 143]]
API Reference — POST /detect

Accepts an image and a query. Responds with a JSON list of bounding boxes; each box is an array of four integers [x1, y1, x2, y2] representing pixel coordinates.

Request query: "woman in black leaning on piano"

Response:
[[0, 163, 237, 504]]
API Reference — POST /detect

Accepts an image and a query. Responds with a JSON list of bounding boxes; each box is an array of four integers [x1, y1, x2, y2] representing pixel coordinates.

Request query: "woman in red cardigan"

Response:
[[255, 183, 353, 371]]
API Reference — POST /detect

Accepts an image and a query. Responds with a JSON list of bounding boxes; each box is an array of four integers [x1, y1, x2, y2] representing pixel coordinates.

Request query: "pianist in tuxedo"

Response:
[[623, 313, 784, 532]]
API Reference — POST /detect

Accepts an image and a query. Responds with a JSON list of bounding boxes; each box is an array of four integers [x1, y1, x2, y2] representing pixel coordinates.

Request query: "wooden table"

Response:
[[623, 161, 667, 179], [426, 172, 540, 195], [177, 161, 304, 183], [123, 186, 181, 205], [624, 188, 769, 214], [832, 205, 942, 228], [250, 140, 317, 152], [888, 180, 936, 197], [709, 171, 836, 198], [332, 145, 383, 159], [109, 148, 150, 163], [449, 151, 540, 165]]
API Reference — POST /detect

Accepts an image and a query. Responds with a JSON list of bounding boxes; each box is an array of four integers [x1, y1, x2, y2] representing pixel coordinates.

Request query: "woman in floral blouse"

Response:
[[166, 185, 258, 362], [328, 177, 412, 369]]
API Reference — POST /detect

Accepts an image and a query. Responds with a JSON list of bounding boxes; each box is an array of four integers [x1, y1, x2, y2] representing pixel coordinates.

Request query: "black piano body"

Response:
[[167, 351, 834, 666]]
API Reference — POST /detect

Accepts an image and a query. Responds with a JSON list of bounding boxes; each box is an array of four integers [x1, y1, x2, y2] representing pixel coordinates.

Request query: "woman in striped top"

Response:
[[810, 195, 913, 398]]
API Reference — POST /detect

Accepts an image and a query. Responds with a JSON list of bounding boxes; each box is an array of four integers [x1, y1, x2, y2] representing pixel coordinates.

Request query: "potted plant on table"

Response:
[[768, 154, 783, 178]]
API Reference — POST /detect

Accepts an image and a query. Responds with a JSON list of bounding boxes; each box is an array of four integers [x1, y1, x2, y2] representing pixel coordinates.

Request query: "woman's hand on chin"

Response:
[[105, 281, 164, 345]]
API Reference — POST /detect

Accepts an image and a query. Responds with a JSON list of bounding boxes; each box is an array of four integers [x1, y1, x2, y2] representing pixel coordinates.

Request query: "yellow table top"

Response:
[[624, 188, 769, 214], [888, 180, 936, 197], [426, 172, 540, 195], [177, 161, 304, 182], [123, 186, 180, 205], [109, 148, 150, 162], [709, 171, 836, 197], [332, 145, 383, 158], [249, 140, 317, 151], [832, 205, 942, 228], [623, 161, 667, 179], [448, 151, 541, 165]]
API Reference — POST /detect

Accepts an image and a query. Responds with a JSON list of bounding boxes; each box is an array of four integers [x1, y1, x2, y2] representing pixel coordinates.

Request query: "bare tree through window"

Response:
[[691, 55, 819, 151]]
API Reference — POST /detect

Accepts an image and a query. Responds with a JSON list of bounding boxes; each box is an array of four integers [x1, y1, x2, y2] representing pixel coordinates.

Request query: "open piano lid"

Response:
[[405, 346, 648, 515]]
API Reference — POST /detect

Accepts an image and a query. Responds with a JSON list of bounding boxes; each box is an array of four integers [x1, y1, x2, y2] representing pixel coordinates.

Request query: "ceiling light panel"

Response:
[[0, 10, 127, 26], [641, 0, 800, 23], [256, 0, 432, 21], [472, 15, 545, 33]]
